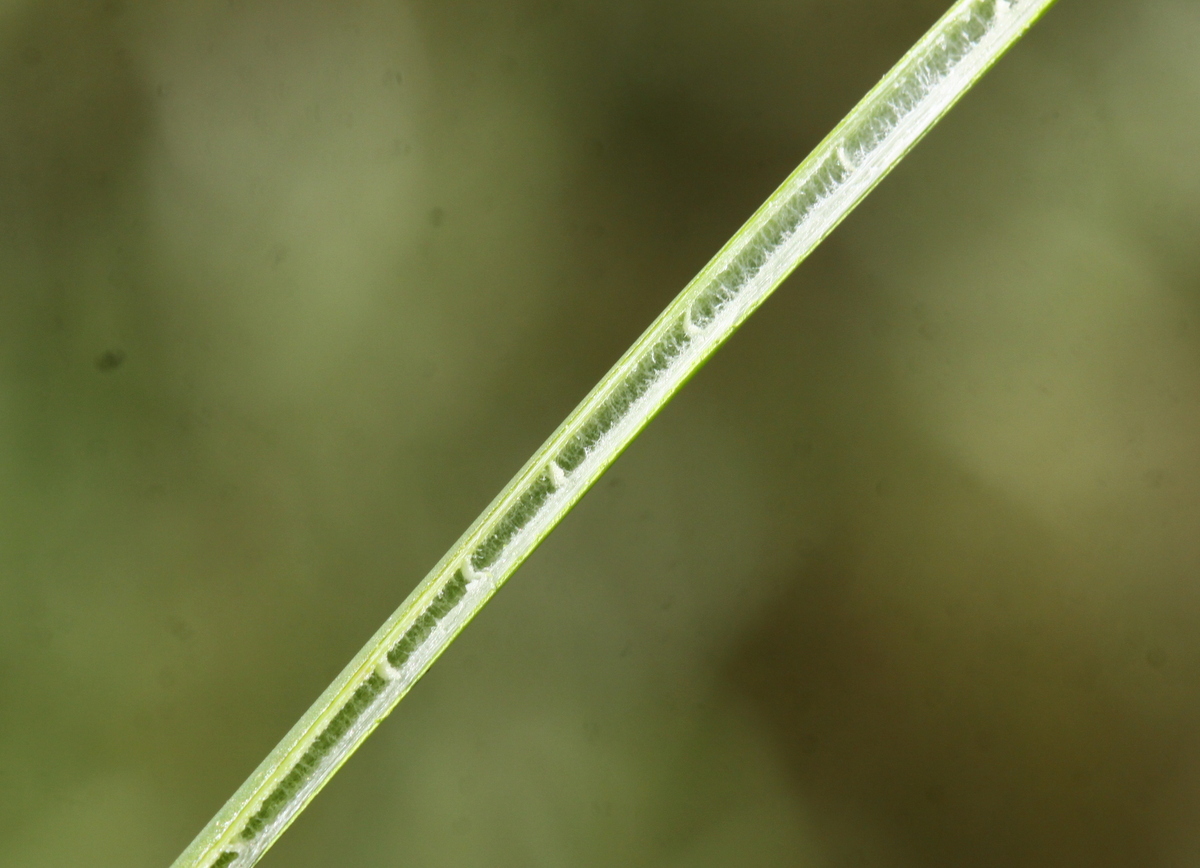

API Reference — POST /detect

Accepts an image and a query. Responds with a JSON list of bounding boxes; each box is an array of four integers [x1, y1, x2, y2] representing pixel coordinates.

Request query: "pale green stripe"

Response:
[[172, 1, 1060, 865]]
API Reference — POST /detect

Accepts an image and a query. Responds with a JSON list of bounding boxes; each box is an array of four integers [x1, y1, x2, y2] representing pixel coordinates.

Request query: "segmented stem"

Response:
[[172, 1, 1058, 865]]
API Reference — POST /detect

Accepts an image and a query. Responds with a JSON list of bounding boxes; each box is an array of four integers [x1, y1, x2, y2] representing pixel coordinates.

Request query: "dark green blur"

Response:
[[2, 1, 1199, 866]]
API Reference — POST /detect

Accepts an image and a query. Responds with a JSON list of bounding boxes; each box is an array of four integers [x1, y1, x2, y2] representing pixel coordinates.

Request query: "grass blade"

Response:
[[171, 1, 1059, 865]]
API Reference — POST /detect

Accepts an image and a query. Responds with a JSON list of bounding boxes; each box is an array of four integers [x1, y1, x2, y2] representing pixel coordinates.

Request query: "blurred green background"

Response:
[[3, 1, 1200, 866]]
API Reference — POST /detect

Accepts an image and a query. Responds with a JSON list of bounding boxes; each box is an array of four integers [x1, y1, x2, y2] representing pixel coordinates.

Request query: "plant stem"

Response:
[[172, 1, 1058, 865]]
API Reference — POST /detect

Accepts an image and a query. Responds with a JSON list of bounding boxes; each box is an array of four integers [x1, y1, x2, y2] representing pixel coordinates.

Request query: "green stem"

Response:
[[172, 1, 1059, 865]]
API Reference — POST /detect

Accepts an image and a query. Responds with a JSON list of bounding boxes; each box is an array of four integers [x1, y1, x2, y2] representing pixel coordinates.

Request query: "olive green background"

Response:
[[2, 1, 1199, 866]]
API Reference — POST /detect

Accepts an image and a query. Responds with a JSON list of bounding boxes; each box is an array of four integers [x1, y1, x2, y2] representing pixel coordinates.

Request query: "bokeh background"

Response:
[[2, 1, 1200, 866]]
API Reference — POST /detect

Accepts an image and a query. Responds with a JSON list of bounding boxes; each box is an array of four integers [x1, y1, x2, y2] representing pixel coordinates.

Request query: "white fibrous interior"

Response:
[[190, 1, 1052, 865]]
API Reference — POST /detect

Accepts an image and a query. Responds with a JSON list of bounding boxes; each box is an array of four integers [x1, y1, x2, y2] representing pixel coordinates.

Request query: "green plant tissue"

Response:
[[1, 2, 1198, 867]]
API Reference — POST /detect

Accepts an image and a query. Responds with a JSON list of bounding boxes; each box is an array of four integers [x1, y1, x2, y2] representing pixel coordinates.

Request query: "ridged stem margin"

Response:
[[173, 1, 1059, 865]]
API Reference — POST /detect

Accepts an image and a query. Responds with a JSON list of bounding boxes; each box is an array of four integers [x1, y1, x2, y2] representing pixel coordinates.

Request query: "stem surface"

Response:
[[173, 1, 1059, 865]]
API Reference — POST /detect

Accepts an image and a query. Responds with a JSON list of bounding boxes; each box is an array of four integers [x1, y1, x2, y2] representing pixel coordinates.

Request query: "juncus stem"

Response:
[[172, 1, 1059, 865]]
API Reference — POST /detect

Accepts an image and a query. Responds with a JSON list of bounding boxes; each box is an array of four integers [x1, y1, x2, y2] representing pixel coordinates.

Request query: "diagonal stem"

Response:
[[172, 1, 1059, 865]]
